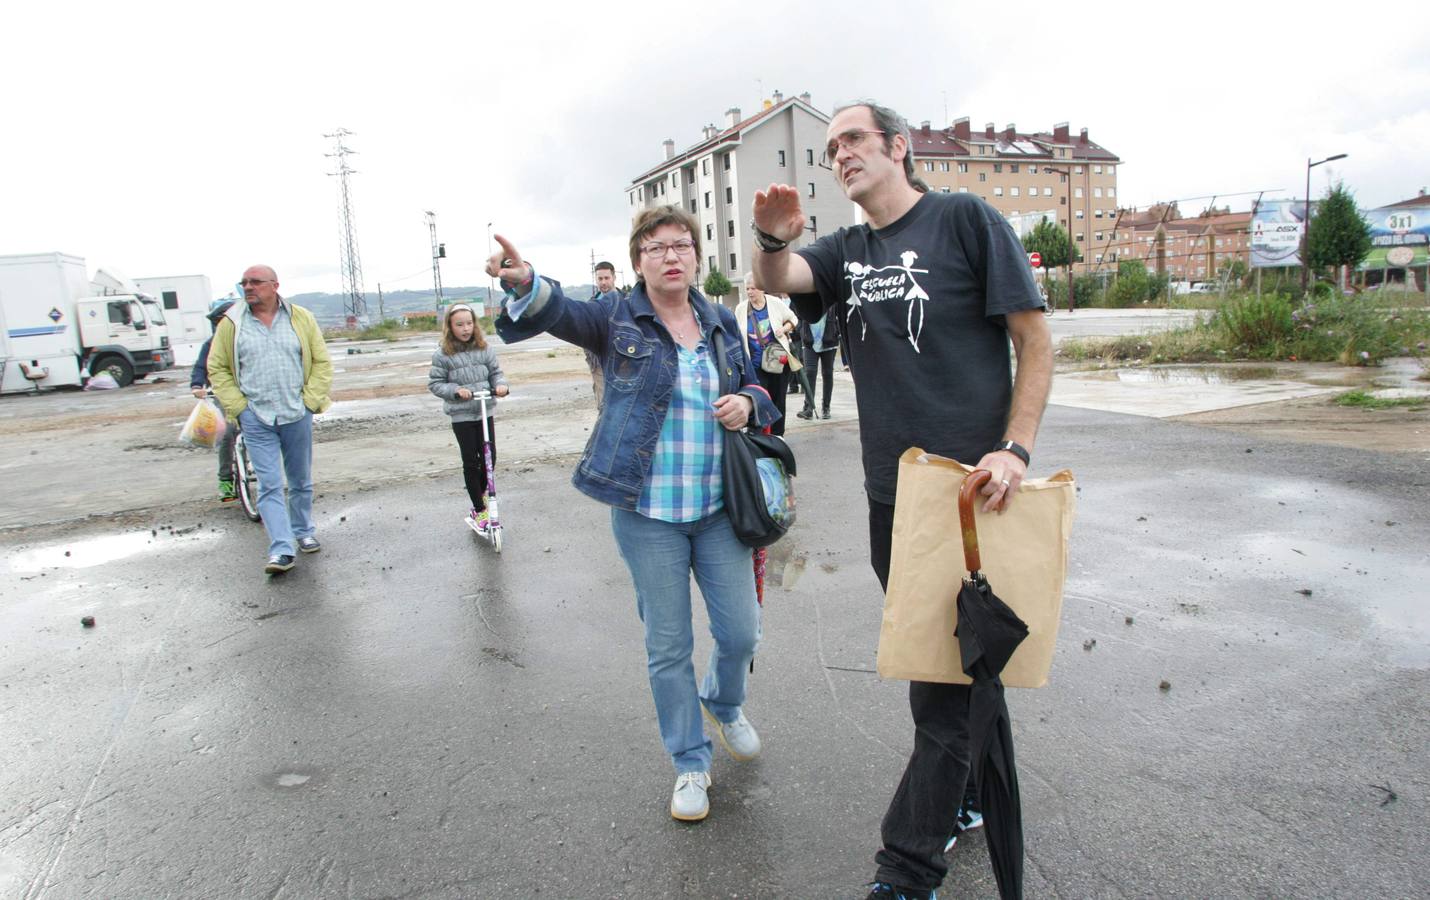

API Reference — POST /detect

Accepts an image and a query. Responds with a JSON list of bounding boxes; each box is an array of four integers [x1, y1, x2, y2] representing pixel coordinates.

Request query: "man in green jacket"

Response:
[[208, 265, 333, 575]]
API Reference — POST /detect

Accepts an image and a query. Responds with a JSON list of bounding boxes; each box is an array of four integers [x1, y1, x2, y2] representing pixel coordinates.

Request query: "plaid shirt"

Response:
[[236, 304, 306, 426], [637, 339, 723, 522]]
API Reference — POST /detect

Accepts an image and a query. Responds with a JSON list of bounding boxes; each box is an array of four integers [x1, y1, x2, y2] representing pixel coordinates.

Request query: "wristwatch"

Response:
[[992, 440, 1030, 466]]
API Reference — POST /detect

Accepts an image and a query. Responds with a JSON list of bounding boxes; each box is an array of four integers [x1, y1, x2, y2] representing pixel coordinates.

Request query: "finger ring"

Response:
[[501, 258, 514, 267], [1001, 478, 1011, 487]]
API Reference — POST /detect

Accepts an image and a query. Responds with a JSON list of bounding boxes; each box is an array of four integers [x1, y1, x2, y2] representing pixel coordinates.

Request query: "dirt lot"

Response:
[[2, 331, 1426, 531]]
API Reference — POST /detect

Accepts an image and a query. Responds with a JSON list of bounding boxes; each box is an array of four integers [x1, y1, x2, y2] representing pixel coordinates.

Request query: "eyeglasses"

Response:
[[824, 129, 886, 162], [238, 279, 272, 287], [639, 239, 697, 259]]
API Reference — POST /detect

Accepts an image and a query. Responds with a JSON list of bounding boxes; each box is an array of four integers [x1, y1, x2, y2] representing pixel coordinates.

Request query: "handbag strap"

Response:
[[711, 326, 732, 396]]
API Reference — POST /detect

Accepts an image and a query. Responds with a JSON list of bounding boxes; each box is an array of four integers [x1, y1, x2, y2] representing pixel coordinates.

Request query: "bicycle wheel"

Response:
[[233, 434, 262, 522]]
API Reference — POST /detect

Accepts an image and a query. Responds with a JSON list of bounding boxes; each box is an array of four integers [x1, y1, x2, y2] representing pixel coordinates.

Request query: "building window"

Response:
[[1060, 196, 1066, 205], [725, 186, 733, 203], [1095, 231, 1103, 241], [807, 182, 816, 198], [958, 162, 968, 173], [1044, 187, 1053, 196], [1011, 187, 1020, 197], [959, 187, 969, 193], [809, 215, 817, 232], [1094, 209, 1103, 218], [1074, 187, 1084, 198], [993, 163, 1003, 173], [729, 252, 738, 271], [940, 161, 950, 172], [979, 172, 987, 182], [1074, 165, 1083, 175], [806, 149, 814, 165], [1093, 165, 1103, 174], [1057, 148, 1066, 158], [1095, 253, 1103, 263], [723, 153, 731, 171], [702, 159, 709, 175], [704, 191, 711, 209], [1028, 165, 1038, 175], [1076, 232, 1084, 242], [923, 161, 935, 172], [994, 187, 1004, 197], [727, 220, 735, 238], [1106, 165, 1115, 175], [1076, 209, 1084, 219], [690, 199, 698, 214], [687, 169, 696, 184], [1094, 187, 1103, 198], [941, 186, 951, 193], [978, 145, 986, 155], [1107, 187, 1116, 198], [708, 256, 716, 272], [1011, 164, 1020, 173], [778, 150, 786, 167]]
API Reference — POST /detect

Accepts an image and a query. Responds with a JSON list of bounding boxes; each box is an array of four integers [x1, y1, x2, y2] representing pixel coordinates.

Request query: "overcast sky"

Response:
[[4, 1, 1427, 298]]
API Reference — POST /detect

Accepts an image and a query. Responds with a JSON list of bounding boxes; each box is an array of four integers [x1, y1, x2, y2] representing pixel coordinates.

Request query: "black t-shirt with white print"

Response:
[[792, 191, 1043, 504]]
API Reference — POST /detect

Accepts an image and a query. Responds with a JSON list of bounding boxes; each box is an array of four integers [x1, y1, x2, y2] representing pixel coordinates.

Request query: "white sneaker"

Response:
[[670, 771, 712, 821], [702, 705, 761, 761]]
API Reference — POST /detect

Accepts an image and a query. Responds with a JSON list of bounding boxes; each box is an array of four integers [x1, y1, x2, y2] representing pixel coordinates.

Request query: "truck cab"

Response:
[[77, 294, 174, 386]]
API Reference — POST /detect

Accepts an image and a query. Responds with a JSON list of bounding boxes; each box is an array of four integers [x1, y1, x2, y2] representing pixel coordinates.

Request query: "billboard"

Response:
[[1360, 203, 1430, 269], [1250, 199, 1309, 268]]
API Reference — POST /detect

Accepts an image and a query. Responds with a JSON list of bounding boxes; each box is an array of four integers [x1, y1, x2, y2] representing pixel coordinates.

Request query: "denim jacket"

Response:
[[496, 276, 778, 510]]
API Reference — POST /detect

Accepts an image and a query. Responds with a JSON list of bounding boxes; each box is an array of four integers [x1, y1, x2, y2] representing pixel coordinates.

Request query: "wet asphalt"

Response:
[[2, 404, 1428, 899]]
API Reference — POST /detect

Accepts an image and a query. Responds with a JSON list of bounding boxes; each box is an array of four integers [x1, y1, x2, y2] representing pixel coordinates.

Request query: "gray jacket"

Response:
[[428, 345, 508, 422]]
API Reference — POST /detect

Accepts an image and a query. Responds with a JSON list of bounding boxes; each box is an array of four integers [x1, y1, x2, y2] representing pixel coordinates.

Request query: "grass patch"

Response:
[[1334, 390, 1430, 410], [324, 314, 494, 341], [1058, 291, 1430, 366]]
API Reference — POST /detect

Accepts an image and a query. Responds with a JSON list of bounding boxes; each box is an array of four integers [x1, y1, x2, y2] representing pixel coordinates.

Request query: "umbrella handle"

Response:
[[959, 469, 992, 573]]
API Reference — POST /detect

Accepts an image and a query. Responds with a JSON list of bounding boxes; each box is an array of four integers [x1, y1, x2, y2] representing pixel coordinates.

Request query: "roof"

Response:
[[629, 97, 827, 186], [1381, 193, 1430, 209], [910, 123, 1121, 163]]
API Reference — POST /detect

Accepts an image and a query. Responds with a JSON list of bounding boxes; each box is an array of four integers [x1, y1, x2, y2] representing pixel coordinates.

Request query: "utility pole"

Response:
[[426, 211, 445, 310], [1302, 153, 1348, 292], [1046, 166, 1076, 312], [325, 128, 367, 326], [486, 222, 495, 312]]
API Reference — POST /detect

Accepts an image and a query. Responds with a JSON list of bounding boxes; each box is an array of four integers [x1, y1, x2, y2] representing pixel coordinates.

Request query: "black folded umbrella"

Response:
[[954, 470, 1030, 900]]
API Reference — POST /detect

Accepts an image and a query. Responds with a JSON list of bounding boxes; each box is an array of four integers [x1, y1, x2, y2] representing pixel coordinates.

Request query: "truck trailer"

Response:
[[0, 252, 175, 394]]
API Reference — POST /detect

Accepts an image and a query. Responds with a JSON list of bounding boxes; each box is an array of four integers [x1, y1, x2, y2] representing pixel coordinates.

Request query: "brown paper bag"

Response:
[[877, 448, 1075, 688]]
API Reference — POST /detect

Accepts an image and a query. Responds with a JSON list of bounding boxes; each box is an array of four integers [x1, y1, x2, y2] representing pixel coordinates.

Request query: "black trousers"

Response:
[[869, 498, 975, 892], [452, 418, 496, 511], [754, 367, 788, 436], [800, 346, 836, 411]]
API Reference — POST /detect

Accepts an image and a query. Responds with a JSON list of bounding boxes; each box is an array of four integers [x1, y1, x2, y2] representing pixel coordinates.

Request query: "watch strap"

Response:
[[993, 440, 1031, 466]]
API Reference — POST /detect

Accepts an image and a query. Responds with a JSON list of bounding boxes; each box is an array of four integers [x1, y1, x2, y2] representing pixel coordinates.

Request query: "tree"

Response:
[[702, 271, 733, 305], [1021, 220, 1078, 270], [1109, 259, 1152, 306], [1306, 181, 1371, 277]]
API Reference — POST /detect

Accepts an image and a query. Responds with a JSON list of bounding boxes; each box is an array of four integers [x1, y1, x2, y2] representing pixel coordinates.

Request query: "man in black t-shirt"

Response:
[[753, 101, 1053, 900]]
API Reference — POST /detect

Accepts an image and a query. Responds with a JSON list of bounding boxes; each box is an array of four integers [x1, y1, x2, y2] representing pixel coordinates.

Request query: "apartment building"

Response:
[[910, 119, 1121, 272], [1105, 203, 1252, 283], [627, 92, 855, 303]]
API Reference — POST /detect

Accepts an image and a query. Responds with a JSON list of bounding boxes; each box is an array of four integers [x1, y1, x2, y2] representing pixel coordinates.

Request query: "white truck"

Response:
[[134, 273, 216, 345], [0, 252, 175, 394]]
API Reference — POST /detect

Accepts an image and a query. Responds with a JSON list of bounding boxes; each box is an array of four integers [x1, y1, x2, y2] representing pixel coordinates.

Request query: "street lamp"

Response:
[[1302, 153, 1348, 291], [1045, 166, 1077, 312], [487, 222, 495, 311]]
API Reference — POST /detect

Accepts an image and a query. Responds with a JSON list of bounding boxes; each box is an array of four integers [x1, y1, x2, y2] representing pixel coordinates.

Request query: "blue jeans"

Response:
[[239, 408, 315, 557], [611, 507, 761, 774]]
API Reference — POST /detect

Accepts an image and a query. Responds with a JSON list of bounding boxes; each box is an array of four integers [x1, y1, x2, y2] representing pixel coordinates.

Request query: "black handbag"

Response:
[[712, 328, 797, 547]]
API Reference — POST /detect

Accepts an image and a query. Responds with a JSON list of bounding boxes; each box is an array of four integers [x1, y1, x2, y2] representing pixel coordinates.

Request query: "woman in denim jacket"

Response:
[[490, 206, 778, 823]]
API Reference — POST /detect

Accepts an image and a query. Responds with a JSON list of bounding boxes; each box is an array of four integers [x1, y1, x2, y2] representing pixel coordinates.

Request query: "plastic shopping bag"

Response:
[[180, 399, 227, 449]]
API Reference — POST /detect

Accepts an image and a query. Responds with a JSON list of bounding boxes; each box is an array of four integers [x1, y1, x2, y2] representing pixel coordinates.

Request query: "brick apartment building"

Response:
[[909, 118, 1121, 272], [626, 92, 855, 302], [1104, 204, 1252, 283]]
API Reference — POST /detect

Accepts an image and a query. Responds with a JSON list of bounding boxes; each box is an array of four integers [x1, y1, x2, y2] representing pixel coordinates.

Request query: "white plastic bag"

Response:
[[180, 399, 227, 449]]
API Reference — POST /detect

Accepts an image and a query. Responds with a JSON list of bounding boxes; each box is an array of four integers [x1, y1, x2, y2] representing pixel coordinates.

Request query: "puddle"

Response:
[[1243, 533, 1430, 666], [6, 528, 222, 574], [1100, 366, 1284, 385], [263, 765, 322, 790]]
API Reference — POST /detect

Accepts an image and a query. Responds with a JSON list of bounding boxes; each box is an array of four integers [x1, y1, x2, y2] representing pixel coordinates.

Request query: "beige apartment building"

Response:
[[627, 92, 856, 303], [910, 119, 1121, 272]]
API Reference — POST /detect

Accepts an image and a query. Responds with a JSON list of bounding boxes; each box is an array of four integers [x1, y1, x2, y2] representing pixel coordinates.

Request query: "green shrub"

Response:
[[1212, 292, 1294, 352]]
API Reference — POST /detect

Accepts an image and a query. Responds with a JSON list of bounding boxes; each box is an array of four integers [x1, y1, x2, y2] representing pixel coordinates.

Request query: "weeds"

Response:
[[1334, 390, 1430, 410]]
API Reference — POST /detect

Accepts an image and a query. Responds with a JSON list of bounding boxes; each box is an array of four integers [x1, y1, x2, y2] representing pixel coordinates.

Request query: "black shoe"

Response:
[[866, 883, 936, 900], [264, 554, 295, 574], [820, 407, 831, 419], [796, 407, 814, 419]]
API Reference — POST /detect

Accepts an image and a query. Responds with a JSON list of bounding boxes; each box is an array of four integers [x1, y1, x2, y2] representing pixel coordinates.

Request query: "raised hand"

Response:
[[485, 234, 531, 289], [752, 184, 807, 243]]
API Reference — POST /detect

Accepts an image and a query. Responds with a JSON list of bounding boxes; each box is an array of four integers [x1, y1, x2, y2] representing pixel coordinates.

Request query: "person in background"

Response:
[[734, 274, 799, 436], [584, 260, 622, 407], [428, 303, 509, 532], [795, 306, 840, 420], [190, 299, 239, 500], [207, 265, 333, 576]]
